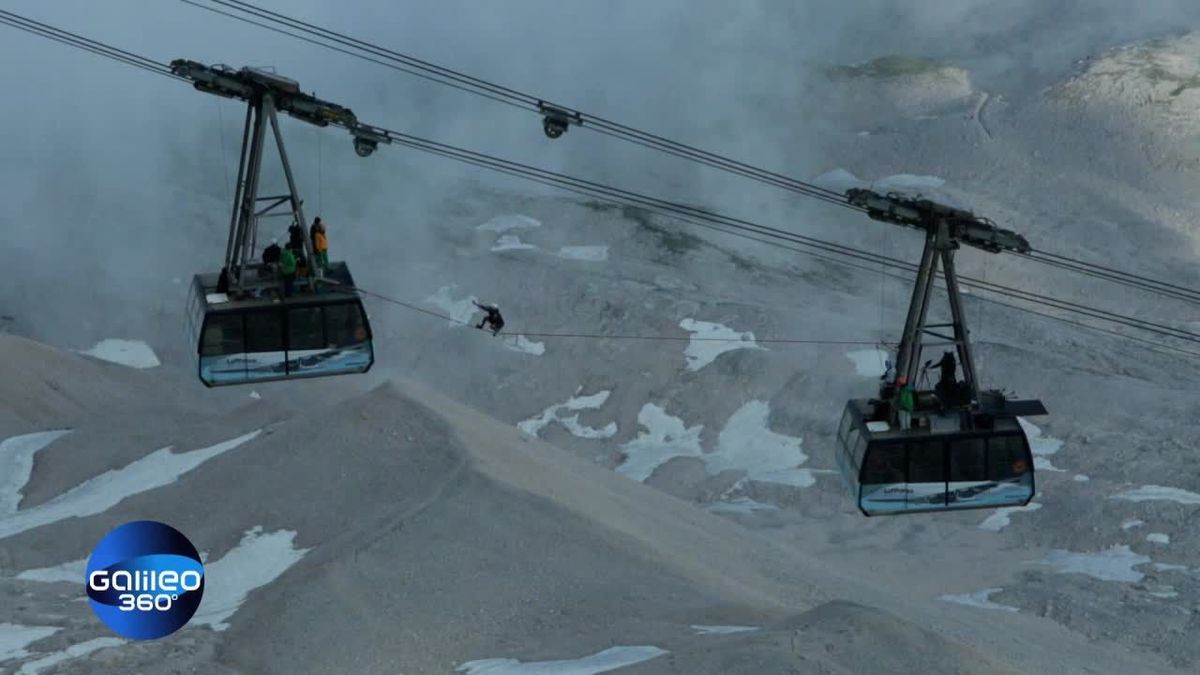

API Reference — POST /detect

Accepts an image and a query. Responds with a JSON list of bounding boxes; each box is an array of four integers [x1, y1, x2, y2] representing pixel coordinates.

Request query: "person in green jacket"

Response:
[[279, 246, 297, 297]]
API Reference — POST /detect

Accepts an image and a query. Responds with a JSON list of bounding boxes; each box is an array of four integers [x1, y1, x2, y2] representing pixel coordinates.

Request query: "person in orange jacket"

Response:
[[311, 217, 329, 271]]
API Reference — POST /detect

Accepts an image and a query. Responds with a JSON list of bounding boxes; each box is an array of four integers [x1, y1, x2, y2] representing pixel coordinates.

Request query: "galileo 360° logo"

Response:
[[86, 520, 205, 640]]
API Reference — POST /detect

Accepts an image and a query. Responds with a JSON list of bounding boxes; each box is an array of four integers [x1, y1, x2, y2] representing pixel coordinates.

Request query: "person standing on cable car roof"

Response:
[[311, 217, 329, 272], [279, 245, 297, 297], [288, 221, 306, 255]]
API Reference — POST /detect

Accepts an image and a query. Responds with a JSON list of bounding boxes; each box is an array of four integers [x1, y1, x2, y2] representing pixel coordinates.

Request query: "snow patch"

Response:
[[0, 430, 71, 514], [1040, 545, 1150, 582], [491, 235, 538, 252], [706, 497, 779, 514], [1121, 519, 1145, 530], [249, 390, 261, 400], [1152, 563, 1187, 571], [504, 335, 546, 356], [0, 624, 59, 662], [1146, 532, 1171, 545], [617, 404, 704, 482], [846, 349, 888, 377], [1073, 474, 1090, 482], [426, 286, 480, 326], [939, 588, 1018, 613], [79, 339, 160, 369], [813, 168, 949, 198], [1112, 485, 1200, 505], [16, 637, 125, 675], [691, 625, 759, 635], [0, 430, 260, 541], [518, 389, 617, 440], [708, 401, 813, 487], [679, 319, 764, 371], [557, 245, 609, 261], [16, 558, 85, 584], [192, 526, 309, 631], [457, 646, 668, 675], [477, 214, 541, 233], [1019, 418, 1065, 472], [978, 502, 1041, 532], [618, 401, 812, 487], [1149, 589, 1179, 599]]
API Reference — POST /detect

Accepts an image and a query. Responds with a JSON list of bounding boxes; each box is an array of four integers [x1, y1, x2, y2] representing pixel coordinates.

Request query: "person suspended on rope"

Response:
[[473, 300, 505, 335], [310, 217, 329, 272]]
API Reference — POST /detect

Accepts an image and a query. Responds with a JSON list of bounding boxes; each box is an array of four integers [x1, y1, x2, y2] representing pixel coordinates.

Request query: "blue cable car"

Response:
[[186, 262, 373, 387], [836, 399, 1037, 516]]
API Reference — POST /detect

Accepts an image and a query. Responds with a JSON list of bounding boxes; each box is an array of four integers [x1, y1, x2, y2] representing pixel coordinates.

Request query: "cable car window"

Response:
[[838, 408, 854, 444], [201, 314, 244, 356], [325, 302, 368, 346], [908, 441, 945, 483], [288, 306, 325, 351], [245, 310, 284, 352], [988, 435, 1028, 480], [863, 444, 905, 484], [949, 438, 987, 482], [852, 432, 868, 468], [844, 426, 862, 468]]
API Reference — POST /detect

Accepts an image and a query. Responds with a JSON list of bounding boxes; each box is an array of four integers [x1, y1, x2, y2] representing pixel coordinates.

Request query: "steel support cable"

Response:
[[8, 13, 1200, 357], [186, 0, 860, 209], [368, 130, 1200, 345], [188, 1, 1200, 305]]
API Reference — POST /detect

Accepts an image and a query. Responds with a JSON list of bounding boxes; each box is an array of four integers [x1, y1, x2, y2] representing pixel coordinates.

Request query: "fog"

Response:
[[3, 0, 1200, 361]]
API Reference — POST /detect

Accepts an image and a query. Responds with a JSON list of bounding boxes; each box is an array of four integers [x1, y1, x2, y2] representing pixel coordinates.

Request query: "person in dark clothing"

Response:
[[936, 351, 957, 405], [287, 222, 306, 255], [473, 300, 504, 335], [262, 239, 282, 264]]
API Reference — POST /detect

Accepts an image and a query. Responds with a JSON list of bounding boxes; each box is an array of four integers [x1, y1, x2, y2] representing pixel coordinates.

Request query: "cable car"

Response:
[[186, 262, 373, 386], [835, 190, 1048, 516], [171, 60, 380, 387], [836, 396, 1041, 516]]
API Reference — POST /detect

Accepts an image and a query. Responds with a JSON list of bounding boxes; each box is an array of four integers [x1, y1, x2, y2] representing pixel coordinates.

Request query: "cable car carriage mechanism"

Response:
[[174, 60, 380, 386], [836, 190, 1048, 516]]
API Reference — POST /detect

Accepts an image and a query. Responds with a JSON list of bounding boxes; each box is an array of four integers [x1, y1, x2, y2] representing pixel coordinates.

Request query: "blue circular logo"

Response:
[[86, 520, 205, 640]]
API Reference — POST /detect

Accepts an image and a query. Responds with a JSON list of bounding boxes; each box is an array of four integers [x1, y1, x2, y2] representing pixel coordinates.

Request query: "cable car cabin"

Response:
[[836, 398, 1036, 516], [186, 261, 373, 386]]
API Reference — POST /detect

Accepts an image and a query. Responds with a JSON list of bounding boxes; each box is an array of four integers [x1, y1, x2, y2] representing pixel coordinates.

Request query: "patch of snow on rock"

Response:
[[1041, 545, 1151, 583], [691, 625, 759, 635], [0, 624, 60, 662], [456, 646, 668, 675], [16, 558, 85, 584], [1146, 533, 1170, 545], [1112, 485, 1200, 505], [979, 502, 1042, 532], [846, 349, 889, 377], [679, 319, 764, 371], [557, 245, 609, 261], [708, 401, 813, 487], [1, 431, 71, 515], [192, 527, 309, 631], [518, 389, 617, 440], [617, 404, 704, 482], [16, 637, 125, 675], [0, 430, 261, 541], [491, 235, 538, 252], [79, 339, 160, 369], [706, 497, 779, 514], [477, 214, 542, 233], [426, 286, 479, 326], [939, 588, 1018, 613], [504, 335, 546, 356]]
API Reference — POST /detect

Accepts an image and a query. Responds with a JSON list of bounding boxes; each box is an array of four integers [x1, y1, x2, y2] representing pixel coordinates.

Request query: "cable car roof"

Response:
[[192, 263, 363, 313]]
